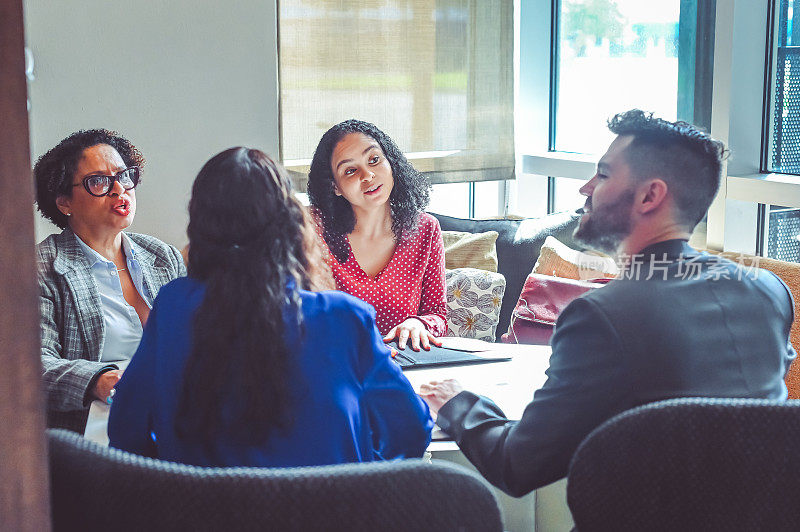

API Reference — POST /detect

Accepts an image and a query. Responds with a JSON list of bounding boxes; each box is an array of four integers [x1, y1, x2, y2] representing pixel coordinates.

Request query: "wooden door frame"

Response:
[[0, 0, 52, 529]]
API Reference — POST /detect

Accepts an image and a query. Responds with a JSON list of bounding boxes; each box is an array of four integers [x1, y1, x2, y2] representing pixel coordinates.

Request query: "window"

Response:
[[278, 0, 514, 198], [669, 1, 800, 260], [554, 0, 682, 154], [516, 0, 714, 219], [768, 0, 800, 175], [552, 177, 586, 213], [427, 180, 505, 218], [758, 1, 800, 261], [765, 205, 800, 261], [428, 183, 471, 218]]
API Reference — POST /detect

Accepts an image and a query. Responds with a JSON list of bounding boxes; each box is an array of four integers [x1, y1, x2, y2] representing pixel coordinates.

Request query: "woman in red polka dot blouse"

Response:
[[308, 119, 447, 351]]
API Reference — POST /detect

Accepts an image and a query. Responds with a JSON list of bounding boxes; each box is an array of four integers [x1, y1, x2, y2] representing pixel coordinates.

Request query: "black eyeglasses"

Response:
[[72, 166, 140, 197]]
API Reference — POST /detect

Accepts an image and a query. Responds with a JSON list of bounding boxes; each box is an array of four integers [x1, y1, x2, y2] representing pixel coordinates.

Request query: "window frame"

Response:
[[520, 0, 800, 255], [708, 0, 800, 253], [517, 0, 719, 217], [277, 1, 515, 195], [274, 1, 800, 232]]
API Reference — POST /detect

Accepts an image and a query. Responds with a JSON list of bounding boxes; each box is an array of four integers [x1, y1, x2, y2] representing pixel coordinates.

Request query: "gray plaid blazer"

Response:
[[38, 229, 186, 433]]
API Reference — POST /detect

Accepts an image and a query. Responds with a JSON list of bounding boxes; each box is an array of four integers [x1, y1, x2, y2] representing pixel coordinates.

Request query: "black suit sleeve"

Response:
[[436, 297, 631, 496]]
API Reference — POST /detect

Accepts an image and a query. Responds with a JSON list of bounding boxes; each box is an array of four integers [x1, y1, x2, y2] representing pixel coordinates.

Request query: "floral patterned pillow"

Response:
[[445, 268, 506, 342]]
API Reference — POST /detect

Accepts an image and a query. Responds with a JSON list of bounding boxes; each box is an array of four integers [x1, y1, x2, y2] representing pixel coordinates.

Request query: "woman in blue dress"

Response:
[[109, 147, 432, 466]]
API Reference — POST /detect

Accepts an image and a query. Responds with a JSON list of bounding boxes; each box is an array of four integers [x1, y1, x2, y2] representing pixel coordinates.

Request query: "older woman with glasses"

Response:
[[34, 129, 185, 433]]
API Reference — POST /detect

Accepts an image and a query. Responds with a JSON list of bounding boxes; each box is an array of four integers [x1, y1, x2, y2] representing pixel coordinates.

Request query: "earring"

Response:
[[66, 213, 72, 216]]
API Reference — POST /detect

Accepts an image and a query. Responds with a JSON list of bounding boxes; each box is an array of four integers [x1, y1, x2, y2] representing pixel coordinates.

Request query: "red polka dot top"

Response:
[[312, 212, 447, 337]]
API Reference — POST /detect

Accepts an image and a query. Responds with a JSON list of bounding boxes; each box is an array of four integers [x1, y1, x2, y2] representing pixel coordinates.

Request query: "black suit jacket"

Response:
[[436, 240, 796, 496]]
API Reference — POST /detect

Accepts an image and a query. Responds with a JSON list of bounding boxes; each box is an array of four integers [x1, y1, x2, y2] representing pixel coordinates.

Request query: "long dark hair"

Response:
[[307, 119, 431, 263], [175, 147, 315, 444]]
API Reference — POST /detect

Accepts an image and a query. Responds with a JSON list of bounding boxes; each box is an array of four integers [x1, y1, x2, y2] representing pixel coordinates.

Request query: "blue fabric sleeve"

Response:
[[357, 306, 434, 459], [108, 304, 159, 458], [436, 297, 630, 496]]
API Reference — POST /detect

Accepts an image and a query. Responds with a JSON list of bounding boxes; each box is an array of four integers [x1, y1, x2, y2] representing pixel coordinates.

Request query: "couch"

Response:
[[431, 210, 583, 342]]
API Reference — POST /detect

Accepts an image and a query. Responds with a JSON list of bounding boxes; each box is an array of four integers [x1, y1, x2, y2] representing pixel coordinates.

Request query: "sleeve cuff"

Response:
[[82, 364, 120, 407], [436, 390, 482, 441], [406, 315, 431, 330], [407, 315, 446, 335]]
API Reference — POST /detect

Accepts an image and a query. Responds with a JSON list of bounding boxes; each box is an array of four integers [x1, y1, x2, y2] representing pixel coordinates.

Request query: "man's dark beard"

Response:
[[573, 189, 635, 254]]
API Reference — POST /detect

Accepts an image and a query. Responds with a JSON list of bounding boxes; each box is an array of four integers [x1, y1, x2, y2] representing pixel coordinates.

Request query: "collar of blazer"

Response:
[[49, 228, 174, 361], [52, 229, 92, 275], [52, 228, 172, 302], [53, 229, 169, 272], [50, 229, 105, 363], [634, 239, 700, 262]]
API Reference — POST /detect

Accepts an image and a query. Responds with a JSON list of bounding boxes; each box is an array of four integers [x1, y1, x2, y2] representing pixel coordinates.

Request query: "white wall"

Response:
[[24, 0, 280, 247]]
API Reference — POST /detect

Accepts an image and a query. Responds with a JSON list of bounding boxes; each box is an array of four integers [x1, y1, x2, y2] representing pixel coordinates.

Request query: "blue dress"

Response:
[[108, 277, 433, 467]]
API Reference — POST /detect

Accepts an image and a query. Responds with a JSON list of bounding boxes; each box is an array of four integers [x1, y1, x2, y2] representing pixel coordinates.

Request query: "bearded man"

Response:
[[421, 110, 796, 497]]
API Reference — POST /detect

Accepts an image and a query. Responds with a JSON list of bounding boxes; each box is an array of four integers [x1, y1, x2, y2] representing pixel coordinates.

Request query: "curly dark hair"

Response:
[[608, 109, 727, 230], [307, 119, 431, 263], [33, 129, 144, 229], [176, 147, 315, 445]]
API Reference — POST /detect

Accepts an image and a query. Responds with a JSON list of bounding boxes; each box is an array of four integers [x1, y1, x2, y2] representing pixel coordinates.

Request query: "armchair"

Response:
[[567, 397, 800, 531], [48, 429, 502, 531]]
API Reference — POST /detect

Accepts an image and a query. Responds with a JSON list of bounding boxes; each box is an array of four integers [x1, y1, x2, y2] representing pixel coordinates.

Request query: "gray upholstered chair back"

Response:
[[567, 398, 800, 532], [48, 429, 502, 531]]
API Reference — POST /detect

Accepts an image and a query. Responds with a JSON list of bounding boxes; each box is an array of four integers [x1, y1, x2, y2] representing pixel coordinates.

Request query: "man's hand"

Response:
[[419, 379, 464, 414], [384, 318, 442, 351], [93, 370, 122, 402]]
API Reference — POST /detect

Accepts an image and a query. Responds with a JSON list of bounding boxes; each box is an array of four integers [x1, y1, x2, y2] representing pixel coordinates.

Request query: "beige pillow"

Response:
[[441, 230, 499, 272], [533, 235, 618, 280]]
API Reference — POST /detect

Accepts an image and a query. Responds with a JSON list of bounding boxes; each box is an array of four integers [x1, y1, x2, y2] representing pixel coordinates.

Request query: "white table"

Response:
[[86, 342, 553, 448], [84, 360, 129, 445], [403, 340, 552, 451], [407, 339, 565, 531]]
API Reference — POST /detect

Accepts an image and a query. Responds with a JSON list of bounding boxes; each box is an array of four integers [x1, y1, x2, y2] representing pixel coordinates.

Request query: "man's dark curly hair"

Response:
[[608, 109, 727, 230], [307, 119, 431, 263], [33, 129, 144, 229]]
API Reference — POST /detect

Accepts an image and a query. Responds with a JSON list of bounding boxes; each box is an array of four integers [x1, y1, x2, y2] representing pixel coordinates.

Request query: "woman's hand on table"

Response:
[[419, 379, 464, 414], [383, 318, 442, 351], [93, 369, 123, 402]]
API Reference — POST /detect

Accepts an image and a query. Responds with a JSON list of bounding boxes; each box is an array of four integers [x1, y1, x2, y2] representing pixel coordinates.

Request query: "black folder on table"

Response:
[[391, 343, 511, 370]]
